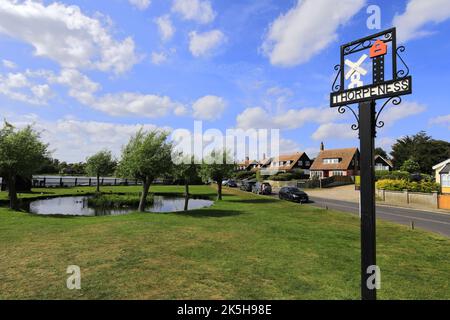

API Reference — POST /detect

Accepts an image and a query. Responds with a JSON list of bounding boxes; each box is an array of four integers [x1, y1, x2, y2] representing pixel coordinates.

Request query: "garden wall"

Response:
[[376, 189, 440, 209]]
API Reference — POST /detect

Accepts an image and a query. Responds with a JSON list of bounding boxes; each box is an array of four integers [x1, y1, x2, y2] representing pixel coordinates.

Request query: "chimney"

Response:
[[263, 153, 266, 160], [320, 142, 325, 151]]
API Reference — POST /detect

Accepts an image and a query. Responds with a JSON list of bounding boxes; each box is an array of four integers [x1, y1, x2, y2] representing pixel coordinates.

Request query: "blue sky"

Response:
[[0, 0, 449, 162]]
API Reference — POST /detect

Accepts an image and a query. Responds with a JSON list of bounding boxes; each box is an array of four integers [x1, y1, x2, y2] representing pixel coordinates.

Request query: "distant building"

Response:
[[261, 152, 311, 175], [236, 158, 258, 171], [374, 155, 393, 171], [310, 143, 360, 179], [433, 159, 450, 194]]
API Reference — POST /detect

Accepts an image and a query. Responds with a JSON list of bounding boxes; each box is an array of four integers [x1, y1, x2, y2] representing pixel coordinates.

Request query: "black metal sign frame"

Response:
[[330, 28, 413, 301], [331, 28, 411, 109]]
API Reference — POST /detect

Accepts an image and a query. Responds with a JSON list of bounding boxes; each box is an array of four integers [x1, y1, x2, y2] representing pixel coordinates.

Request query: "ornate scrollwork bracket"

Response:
[[374, 96, 402, 136], [396, 46, 410, 79], [338, 105, 360, 131], [332, 64, 342, 92]]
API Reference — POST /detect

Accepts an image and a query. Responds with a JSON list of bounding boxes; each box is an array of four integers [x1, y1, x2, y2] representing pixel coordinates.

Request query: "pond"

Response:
[[25, 195, 214, 216]]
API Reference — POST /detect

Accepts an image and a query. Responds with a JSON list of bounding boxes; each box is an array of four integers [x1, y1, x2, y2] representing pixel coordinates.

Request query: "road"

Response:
[[309, 196, 450, 237]]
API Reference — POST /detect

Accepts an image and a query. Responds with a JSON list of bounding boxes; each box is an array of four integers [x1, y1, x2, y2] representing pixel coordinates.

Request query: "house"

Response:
[[374, 155, 393, 171], [261, 152, 312, 175], [310, 144, 360, 179], [236, 158, 259, 171], [433, 159, 450, 194]]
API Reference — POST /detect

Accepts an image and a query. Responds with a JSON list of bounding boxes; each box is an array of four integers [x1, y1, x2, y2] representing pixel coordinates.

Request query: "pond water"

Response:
[[25, 195, 214, 216]]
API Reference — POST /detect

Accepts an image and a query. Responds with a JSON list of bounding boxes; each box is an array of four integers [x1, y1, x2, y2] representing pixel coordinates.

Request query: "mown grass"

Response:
[[0, 185, 449, 300]]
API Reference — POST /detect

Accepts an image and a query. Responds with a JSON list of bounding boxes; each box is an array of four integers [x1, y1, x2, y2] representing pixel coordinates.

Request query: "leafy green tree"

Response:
[[172, 153, 199, 197], [85, 150, 116, 193], [117, 129, 172, 212], [391, 131, 450, 174], [199, 150, 235, 201], [172, 153, 200, 211], [400, 158, 421, 173], [0, 122, 49, 209]]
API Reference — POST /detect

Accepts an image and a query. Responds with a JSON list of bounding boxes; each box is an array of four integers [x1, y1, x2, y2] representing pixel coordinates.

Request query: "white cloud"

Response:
[[0, 0, 139, 74], [235, 106, 339, 130], [235, 107, 274, 130], [381, 101, 426, 124], [2, 59, 16, 69], [393, 0, 450, 42], [151, 51, 169, 65], [129, 0, 151, 10], [429, 114, 450, 129], [172, 0, 216, 24], [92, 92, 186, 118], [0, 71, 53, 105], [311, 101, 426, 141], [261, 0, 365, 67], [9, 114, 170, 162], [188, 30, 226, 57], [312, 123, 357, 141], [155, 15, 175, 42], [192, 95, 227, 121]]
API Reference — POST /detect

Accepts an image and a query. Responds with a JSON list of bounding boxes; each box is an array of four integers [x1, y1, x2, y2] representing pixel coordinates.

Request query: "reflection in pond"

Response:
[[26, 195, 213, 216]]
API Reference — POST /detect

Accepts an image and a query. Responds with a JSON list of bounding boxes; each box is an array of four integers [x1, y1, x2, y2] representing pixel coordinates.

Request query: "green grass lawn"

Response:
[[0, 185, 449, 299]]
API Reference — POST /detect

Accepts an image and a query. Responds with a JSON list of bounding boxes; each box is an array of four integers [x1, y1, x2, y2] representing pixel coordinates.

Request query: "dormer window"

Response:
[[323, 158, 340, 164]]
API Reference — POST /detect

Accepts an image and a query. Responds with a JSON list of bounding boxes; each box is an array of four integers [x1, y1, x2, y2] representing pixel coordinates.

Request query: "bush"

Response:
[[233, 171, 255, 180], [376, 179, 440, 193], [88, 193, 154, 208], [268, 173, 295, 181]]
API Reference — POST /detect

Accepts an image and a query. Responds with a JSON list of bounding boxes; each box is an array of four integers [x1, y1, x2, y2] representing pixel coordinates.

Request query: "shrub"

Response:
[[268, 173, 295, 181], [376, 179, 440, 193], [88, 193, 154, 208], [233, 171, 255, 180]]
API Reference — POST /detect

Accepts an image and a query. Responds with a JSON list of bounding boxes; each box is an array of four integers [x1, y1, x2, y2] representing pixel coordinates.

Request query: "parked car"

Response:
[[227, 180, 238, 188], [240, 180, 256, 192], [278, 187, 309, 203], [252, 182, 272, 195]]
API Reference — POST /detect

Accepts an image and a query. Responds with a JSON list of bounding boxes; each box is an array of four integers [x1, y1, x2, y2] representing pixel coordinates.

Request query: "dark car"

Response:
[[278, 187, 309, 203], [240, 180, 256, 192], [252, 182, 272, 195], [227, 180, 238, 188]]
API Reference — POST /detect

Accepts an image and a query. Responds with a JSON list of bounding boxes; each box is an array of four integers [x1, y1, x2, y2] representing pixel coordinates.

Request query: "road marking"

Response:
[[310, 199, 450, 226]]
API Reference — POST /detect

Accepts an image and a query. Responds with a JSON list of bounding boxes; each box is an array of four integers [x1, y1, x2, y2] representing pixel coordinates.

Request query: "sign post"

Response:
[[330, 28, 412, 300]]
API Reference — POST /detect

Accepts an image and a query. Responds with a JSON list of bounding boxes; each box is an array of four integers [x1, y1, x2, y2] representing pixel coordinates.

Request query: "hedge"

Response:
[[376, 179, 440, 193]]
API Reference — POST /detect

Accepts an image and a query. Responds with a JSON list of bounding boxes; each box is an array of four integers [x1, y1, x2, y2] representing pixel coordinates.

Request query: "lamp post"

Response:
[[330, 28, 413, 300]]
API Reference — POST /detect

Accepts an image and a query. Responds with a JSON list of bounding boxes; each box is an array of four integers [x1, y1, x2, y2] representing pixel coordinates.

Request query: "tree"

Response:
[[172, 153, 199, 211], [199, 150, 235, 201], [375, 147, 389, 159], [0, 123, 49, 209], [85, 150, 116, 193], [400, 158, 420, 173], [117, 129, 172, 212], [391, 131, 450, 174]]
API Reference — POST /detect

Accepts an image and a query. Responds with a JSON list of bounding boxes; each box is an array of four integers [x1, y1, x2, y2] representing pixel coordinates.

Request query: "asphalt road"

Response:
[[309, 196, 450, 237]]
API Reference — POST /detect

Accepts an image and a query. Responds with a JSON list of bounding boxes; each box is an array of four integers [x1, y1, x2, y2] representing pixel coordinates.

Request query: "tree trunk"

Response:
[[96, 174, 100, 193], [8, 174, 18, 210], [139, 178, 151, 212], [184, 180, 190, 197], [217, 178, 223, 201]]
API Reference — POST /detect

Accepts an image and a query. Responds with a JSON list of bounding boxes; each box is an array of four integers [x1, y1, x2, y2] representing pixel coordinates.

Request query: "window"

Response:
[[331, 171, 344, 176], [442, 174, 450, 187], [311, 171, 323, 179], [323, 158, 340, 164], [298, 161, 303, 166], [305, 161, 310, 166]]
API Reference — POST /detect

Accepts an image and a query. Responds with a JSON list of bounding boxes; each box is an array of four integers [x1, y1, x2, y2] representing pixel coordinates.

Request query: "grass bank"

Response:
[[0, 185, 449, 299]]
